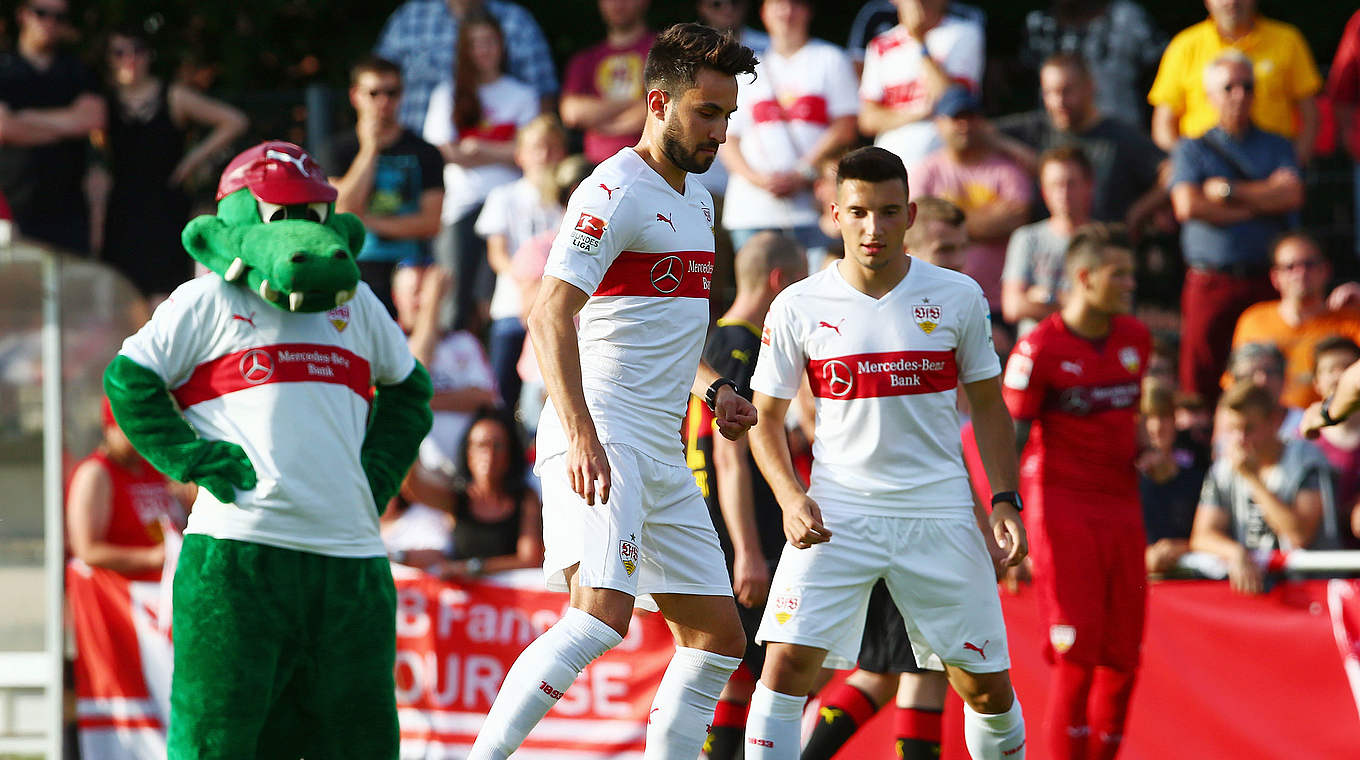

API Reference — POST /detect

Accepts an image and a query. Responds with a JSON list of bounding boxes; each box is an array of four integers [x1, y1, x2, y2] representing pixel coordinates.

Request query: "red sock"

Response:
[[711, 698, 748, 729], [894, 706, 943, 760], [1087, 666, 1137, 760], [1046, 660, 1095, 760], [817, 680, 879, 727]]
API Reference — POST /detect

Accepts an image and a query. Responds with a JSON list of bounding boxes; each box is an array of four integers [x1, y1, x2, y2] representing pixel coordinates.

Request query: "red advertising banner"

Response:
[[392, 565, 675, 759], [833, 579, 1360, 759]]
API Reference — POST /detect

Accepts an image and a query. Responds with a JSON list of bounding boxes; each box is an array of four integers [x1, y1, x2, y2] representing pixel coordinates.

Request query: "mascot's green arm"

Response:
[[362, 360, 434, 513], [103, 355, 257, 503]]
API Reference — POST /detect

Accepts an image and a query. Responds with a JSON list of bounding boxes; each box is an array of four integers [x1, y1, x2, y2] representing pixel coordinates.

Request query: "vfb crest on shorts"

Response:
[[619, 538, 639, 577], [773, 592, 800, 624], [1050, 624, 1076, 654], [913, 303, 942, 334]]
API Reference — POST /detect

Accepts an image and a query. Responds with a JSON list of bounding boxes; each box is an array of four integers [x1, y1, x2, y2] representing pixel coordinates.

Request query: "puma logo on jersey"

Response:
[[231, 312, 257, 328], [817, 319, 844, 335], [819, 707, 845, 725], [599, 183, 619, 199], [656, 212, 675, 231], [963, 640, 989, 659]]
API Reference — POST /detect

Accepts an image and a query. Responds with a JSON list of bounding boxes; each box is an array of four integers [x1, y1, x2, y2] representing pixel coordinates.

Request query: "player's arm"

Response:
[[713, 422, 768, 607], [1189, 501, 1262, 594], [692, 361, 757, 441], [963, 375, 1027, 566], [749, 391, 830, 548], [66, 460, 165, 575], [527, 276, 610, 504]]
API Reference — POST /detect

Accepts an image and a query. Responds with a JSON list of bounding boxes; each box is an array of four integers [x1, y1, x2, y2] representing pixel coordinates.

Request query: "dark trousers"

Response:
[[1178, 267, 1277, 404]]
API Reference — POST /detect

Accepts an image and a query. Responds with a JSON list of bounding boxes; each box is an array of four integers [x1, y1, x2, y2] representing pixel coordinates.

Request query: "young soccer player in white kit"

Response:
[[742, 146, 1029, 760], [468, 24, 760, 760]]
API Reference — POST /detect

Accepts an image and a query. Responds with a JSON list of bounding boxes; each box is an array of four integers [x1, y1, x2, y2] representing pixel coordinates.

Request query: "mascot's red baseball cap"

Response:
[[216, 140, 338, 205]]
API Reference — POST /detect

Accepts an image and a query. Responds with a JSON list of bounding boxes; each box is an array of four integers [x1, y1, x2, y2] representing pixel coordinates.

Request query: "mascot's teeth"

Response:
[[225, 257, 246, 282], [259, 280, 278, 301], [335, 290, 353, 305], [289, 292, 305, 312]]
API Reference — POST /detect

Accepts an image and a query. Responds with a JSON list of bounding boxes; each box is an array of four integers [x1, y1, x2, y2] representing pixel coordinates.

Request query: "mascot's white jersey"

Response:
[[750, 260, 1000, 515], [119, 276, 415, 557], [536, 148, 717, 464]]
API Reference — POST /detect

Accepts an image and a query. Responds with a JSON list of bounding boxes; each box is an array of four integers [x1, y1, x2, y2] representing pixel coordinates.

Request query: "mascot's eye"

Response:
[[257, 200, 331, 223], [257, 199, 286, 223], [307, 203, 329, 223]]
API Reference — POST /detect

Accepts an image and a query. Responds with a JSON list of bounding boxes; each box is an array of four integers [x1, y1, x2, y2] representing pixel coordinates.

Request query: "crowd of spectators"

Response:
[[12, 0, 1360, 593]]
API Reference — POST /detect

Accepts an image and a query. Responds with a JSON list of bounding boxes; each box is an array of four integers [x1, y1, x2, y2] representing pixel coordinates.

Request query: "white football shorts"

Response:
[[756, 507, 1010, 673], [540, 443, 734, 611]]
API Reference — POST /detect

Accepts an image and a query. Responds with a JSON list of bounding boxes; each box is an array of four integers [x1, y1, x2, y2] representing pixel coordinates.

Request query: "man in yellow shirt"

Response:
[[1230, 232, 1360, 409], [1148, 0, 1320, 164]]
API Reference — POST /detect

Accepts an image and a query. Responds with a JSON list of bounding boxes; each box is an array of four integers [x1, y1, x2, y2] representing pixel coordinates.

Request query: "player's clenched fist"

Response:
[[989, 502, 1028, 566], [567, 433, 611, 506], [783, 495, 832, 549], [712, 384, 758, 440]]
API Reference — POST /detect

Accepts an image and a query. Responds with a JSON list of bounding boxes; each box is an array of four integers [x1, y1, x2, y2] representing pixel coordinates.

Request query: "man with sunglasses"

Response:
[[0, 0, 105, 254], [1168, 50, 1303, 406], [1230, 232, 1360, 410], [323, 56, 444, 318]]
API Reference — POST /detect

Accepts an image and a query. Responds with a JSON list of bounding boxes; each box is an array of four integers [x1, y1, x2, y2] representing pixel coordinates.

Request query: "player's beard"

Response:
[[661, 118, 718, 174]]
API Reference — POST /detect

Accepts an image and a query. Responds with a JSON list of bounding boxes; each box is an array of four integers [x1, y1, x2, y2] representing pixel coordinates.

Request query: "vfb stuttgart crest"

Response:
[[327, 304, 350, 333], [913, 303, 942, 334], [619, 539, 640, 577], [1050, 624, 1076, 654], [1119, 345, 1141, 374], [772, 592, 800, 624]]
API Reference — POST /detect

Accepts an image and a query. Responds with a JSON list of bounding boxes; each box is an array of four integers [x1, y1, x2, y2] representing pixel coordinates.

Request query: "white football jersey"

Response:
[[751, 260, 1000, 514], [537, 148, 717, 464], [860, 19, 984, 170], [119, 276, 416, 557]]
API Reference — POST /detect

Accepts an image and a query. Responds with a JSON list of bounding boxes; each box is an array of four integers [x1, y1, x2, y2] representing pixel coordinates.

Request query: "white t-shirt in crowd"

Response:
[[476, 177, 563, 321], [418, 330, 497, 477], [119, 277, 415, 557], [723, 39, 859, 232], [536, 148, 718, 464], [860, 19, 984, 171], [423, 75, 539, 223], [751, 259, 1000, 515]]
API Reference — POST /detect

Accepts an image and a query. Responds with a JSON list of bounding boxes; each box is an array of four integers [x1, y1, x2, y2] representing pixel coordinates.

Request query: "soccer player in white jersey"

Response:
[[468, 24, 760, 760], [742, 146, 1029, 760]]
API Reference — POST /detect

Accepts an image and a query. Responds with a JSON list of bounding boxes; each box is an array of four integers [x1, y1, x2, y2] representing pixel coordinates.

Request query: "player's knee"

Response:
[[959, 681, 1015, 715], [714, 623, 747, 660]]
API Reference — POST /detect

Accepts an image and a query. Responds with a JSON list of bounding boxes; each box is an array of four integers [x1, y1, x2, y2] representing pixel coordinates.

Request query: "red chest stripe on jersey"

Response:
[[1042, 380, 1141, 417], [463, 122, 517, 142], [879, 76, 976, 108], [807, 350, 957, 399], [751, 95, 830, 126], [172, 343, 373, 408], [594, 250, 715, 299]]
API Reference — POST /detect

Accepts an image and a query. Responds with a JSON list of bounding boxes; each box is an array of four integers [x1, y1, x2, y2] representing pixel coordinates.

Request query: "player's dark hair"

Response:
[[1219, 380, 1279, 417], [836, 146, 909, 194], [1269, 229, 1324, 268], [1041, 52, 1092, 80], [1038, 144, 1094, 178], [1313, 335, 1360, 373], [643, 23, 758, 97], [350, 55, 402, 87], [1065, 222, 1132, 276], [453, 9, 505, 133]]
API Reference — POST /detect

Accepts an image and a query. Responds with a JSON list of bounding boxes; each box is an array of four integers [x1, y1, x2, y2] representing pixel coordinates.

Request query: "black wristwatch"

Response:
[[991, 491, 1023, 512], [1320, 395, 1345, 428], [705, 378, 738, 411]]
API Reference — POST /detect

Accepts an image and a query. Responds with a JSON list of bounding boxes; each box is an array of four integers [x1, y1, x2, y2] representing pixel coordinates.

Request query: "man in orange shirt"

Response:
[[1230, 232, 1360, 409]]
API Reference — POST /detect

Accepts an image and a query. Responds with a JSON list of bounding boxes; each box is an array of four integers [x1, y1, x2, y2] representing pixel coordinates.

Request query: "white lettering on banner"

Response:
[[393, 651, 505, 708]]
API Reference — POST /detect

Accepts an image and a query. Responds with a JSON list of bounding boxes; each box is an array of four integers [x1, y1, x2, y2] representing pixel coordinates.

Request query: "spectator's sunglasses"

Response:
[[25, 4, 69, 23], [1222, 81, 1255, 94]]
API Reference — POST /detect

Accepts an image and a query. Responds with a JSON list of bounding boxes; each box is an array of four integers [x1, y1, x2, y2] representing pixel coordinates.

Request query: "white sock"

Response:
[[468, 607, 623, 760], [642, 646, 741, 759], [962, 696, 1026, 760], [743, 681, 806, 759]]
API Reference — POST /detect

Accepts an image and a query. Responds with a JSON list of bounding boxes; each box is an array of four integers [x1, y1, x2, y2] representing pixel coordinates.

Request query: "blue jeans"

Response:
[[487, 316, 526, 412]]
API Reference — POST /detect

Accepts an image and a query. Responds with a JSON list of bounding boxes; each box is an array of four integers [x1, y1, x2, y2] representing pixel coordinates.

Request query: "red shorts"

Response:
[[1027, 496, 1147, 670]]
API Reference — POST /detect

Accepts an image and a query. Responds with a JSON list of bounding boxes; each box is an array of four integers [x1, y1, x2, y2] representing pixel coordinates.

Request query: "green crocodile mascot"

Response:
[[103, 141, 432, 759]]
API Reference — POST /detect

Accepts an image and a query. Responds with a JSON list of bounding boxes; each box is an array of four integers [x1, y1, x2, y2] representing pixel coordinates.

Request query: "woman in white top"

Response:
[[475, 114, 568, 411], [423, 9, 540, 332]]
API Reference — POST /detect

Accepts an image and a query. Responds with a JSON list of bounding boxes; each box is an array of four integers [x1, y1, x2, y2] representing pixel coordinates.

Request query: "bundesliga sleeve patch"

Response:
[[571, 212, 607, 253], [1003, 353, 1034, 390]]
